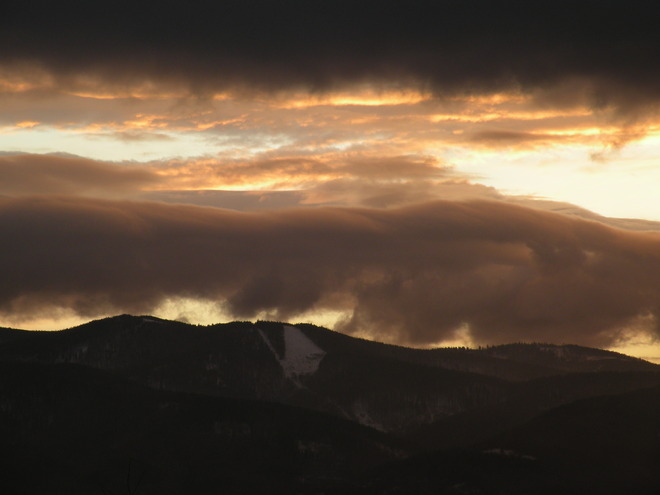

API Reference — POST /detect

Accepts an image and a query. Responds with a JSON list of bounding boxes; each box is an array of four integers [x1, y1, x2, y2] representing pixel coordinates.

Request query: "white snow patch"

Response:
[[280, 325, 326, 378], [257, 325, 326, 384]]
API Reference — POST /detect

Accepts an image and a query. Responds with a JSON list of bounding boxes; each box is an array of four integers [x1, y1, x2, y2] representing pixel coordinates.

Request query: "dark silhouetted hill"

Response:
[[1, 315, 659, 493], [353, 384, 660, 494], [0, 361, 407, 495]]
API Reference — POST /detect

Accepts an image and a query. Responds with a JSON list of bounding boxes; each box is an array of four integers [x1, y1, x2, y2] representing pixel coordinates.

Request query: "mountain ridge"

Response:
[[1, 314, 659, 493], [3, 313, 655, 370], [0, 314, 657, 435]]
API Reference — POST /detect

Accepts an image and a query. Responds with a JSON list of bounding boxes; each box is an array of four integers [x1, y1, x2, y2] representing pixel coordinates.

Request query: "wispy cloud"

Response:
[[0, 154, 158, 196]]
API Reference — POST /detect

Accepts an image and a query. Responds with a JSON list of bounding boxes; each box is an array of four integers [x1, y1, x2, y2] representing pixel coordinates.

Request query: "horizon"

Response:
[[5, 312, 660, 365]]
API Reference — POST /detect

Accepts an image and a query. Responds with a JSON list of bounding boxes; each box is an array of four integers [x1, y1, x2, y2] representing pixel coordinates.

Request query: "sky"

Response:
[[1, 0, 660, 362]]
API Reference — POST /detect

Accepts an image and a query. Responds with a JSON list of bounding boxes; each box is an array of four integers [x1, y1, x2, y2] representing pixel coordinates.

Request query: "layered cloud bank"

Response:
[[3, 195, 659, 349]]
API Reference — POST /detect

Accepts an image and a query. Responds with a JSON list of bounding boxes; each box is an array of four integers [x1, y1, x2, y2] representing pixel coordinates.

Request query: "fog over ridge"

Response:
[[3, 195, 660, 349]]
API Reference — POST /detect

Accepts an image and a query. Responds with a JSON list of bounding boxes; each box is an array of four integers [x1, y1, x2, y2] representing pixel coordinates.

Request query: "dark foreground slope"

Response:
[[347, 384, 660, 495], [0, 361, 406, 495]]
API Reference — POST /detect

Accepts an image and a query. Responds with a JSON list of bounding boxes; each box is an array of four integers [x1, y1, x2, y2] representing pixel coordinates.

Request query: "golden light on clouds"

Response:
[[2, 74, 660, 217], [2, 74, 660, 210], [15, 120, 40, 128], [276, 89, 430, 109], [66, 88, 191, 100]]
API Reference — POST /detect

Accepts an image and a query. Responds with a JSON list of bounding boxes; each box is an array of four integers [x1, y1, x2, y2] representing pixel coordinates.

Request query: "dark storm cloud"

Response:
[[3, 195, 660, 347], [2, 1, 660, 113], [0, 154, 158, 196]]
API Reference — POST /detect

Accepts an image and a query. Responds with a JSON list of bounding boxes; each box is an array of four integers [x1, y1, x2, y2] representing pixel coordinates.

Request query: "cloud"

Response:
[[140, 189, 309, 211], [108, 131, 174, 142], [2, 195, 660, 348], [1, 1, 660, 117], [469, 130, 560, 147], [0, 151, 478, 210], [152, 153, 450, 190], [0, 154, 159, 196], [141, 177, 502, 211], [0, 74, 640, 162]]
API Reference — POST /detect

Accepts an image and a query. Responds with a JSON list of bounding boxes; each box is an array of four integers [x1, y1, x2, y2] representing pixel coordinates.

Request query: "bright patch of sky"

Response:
[[0, 127, 220, 161], [444, 135, 660, 221]]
